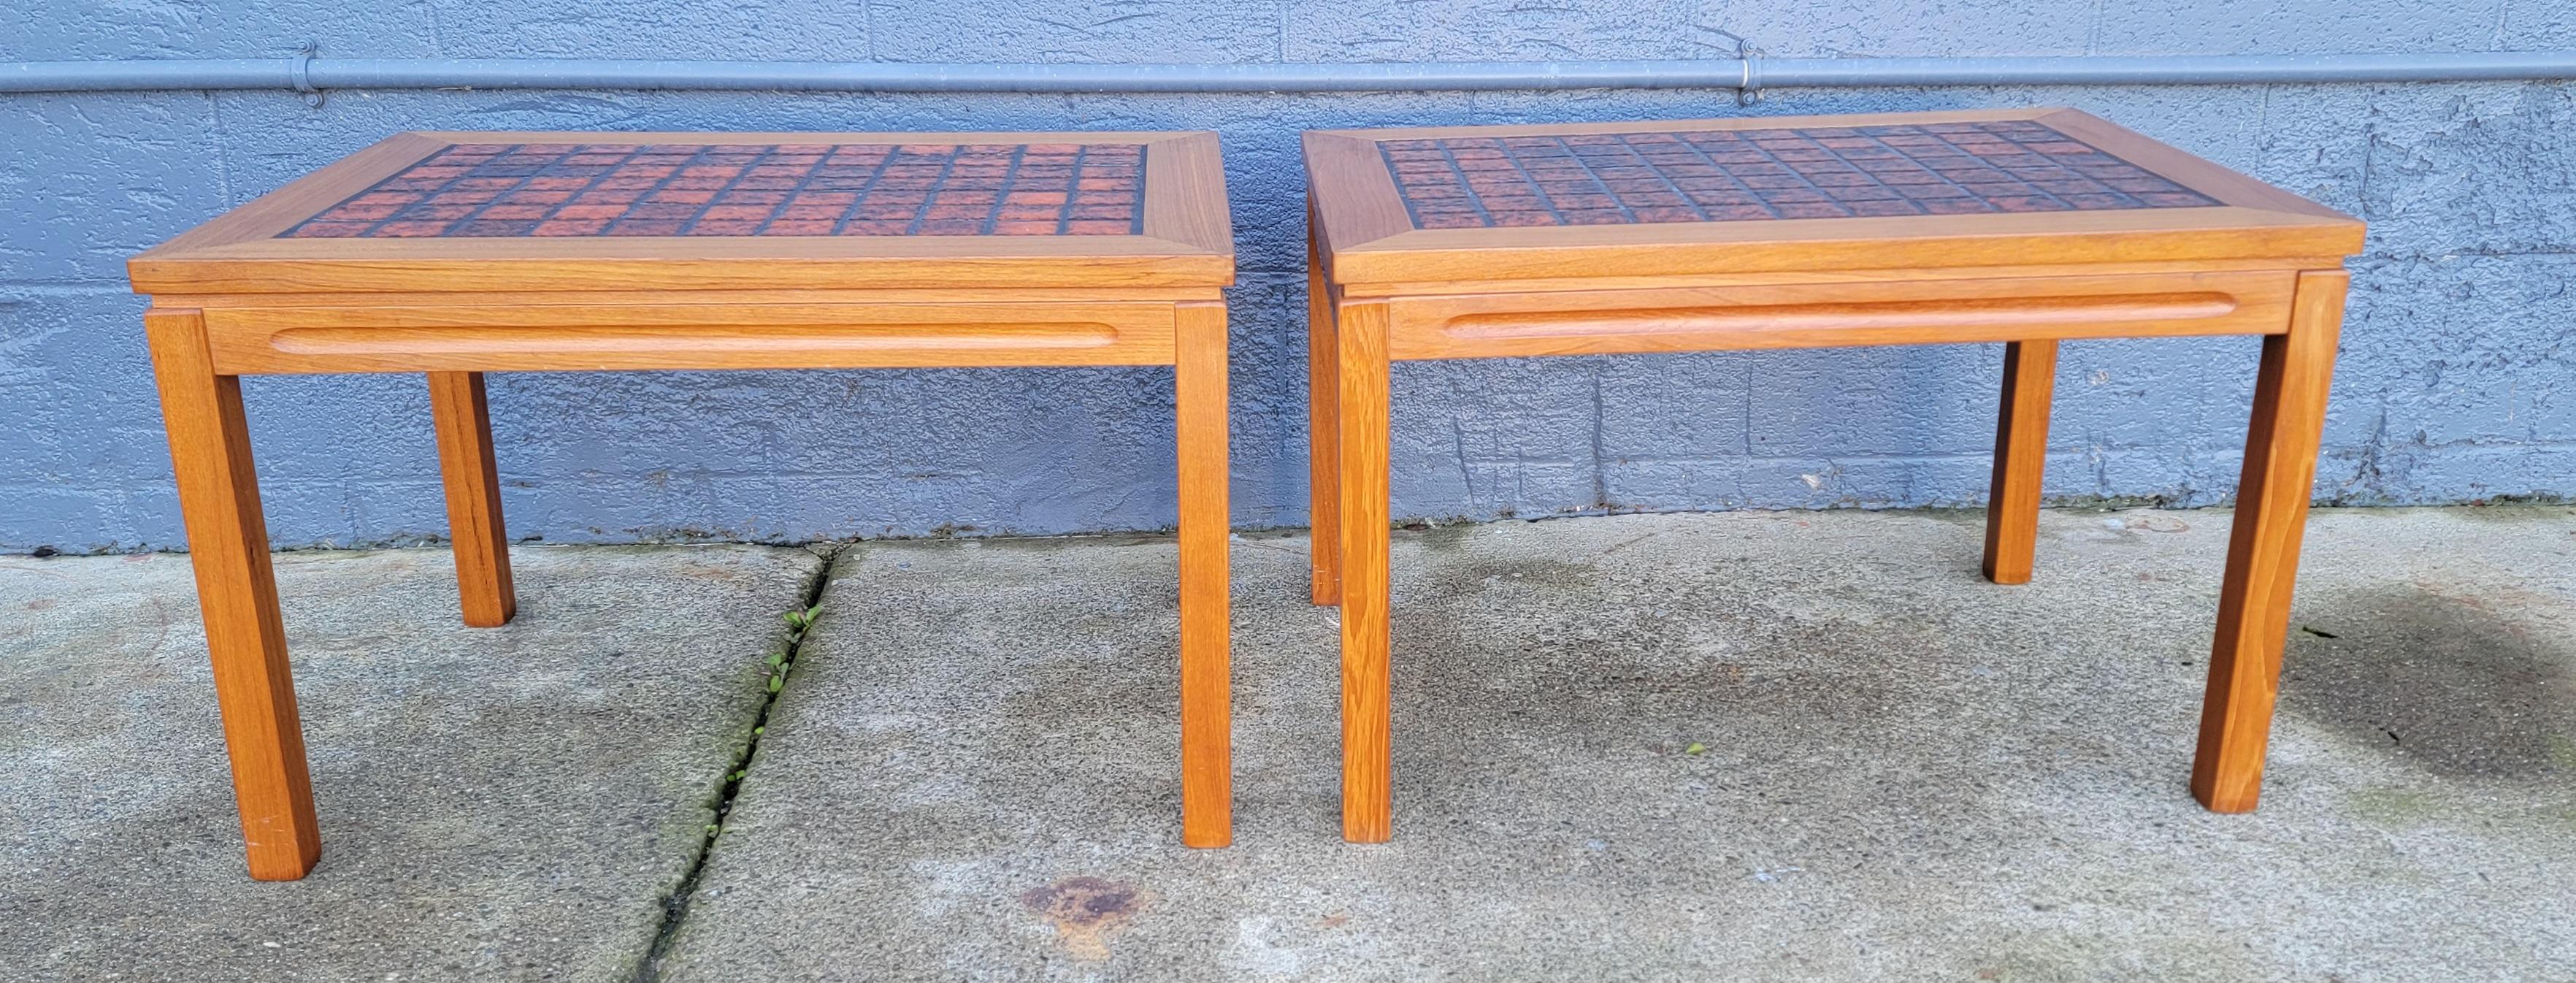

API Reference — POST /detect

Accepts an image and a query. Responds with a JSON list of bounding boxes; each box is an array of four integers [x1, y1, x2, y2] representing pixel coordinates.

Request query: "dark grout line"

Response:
[[629, 540, 851, 983]]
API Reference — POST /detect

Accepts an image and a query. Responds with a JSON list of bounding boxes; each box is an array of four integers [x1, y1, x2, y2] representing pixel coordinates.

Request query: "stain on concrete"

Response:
[[1958, 928, 2253, 983], [1021, 876, 1145, 960], [2112, 513, 2193, 533], [2347, 785, 2445, 827], [2442, 504, 2576, 524], [658, 509, 2576, 982], [1417, 522, 1474, 552], [1408, 528, 1604, 594], [1389, 519, 2001, 846], [1438, 556, 1606, 596], [2282, 585, 2576, 779], [972, 532, 1170, 552]]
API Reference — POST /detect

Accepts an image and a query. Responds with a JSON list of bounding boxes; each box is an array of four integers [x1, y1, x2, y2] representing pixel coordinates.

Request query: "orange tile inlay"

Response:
[[282, 142, 1149, 238], [1379, 119, 2217, 229]]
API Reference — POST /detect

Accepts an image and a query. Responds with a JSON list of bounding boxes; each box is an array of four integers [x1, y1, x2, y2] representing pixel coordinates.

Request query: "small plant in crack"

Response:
[[636, 549, 846, 982], [783, 603, 824, 638], [764, 604, 825, 695]]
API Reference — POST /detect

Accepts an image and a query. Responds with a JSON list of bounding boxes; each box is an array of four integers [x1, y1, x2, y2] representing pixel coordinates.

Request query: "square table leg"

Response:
[[1334, 298, 1395, 843], [1175, 300, 1234, 846], [145, 307, 324, 881], [2193, 269, 2350, 811], [1982, 340, 2060, 584], [1306, 202, 1343, 608], [428, 371, 516, 627]]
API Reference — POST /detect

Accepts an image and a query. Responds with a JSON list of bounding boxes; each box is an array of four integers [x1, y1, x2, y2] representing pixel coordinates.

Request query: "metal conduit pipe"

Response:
[[4, 52, 2576, 97]]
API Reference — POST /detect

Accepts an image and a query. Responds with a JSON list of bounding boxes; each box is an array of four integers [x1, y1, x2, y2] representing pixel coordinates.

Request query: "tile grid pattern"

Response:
[[281, 142, 1149, 238], [1379, 120, 2220, 229]]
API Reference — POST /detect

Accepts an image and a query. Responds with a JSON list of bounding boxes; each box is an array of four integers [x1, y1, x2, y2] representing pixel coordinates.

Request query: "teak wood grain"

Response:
[[1304, 108, 2361, 289], [1332, 256, 2355, 298], [1175, 301, 1233, 847], [1304, 107, 2363, 842], [1333, 299, 1395, 843], [429, 371, 516, 627], [129, 131, 1233, 295], [145, 308, 323, 880], [1380, 270, 2295, 360], [1982, 340, 2059, 585], [2193, 269, 2350, 811], [1306, 196, 1343, 607], [199, 299, 1185, 374], [133, 128, 1238, 877]]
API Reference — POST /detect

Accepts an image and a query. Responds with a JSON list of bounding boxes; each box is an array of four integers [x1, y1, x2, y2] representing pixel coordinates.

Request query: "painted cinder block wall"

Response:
[[4, 2, 2573, 552]]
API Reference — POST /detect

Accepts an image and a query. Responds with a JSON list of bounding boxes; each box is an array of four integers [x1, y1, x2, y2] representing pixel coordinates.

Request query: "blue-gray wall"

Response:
[[6, 3, 2573, 552]]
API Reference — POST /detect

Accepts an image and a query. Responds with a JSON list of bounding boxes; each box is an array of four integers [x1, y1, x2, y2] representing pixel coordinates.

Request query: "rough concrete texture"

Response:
[[662, 507, 2576, 982], [0, 543, 822, 982], [7, 4, 2576, 553]]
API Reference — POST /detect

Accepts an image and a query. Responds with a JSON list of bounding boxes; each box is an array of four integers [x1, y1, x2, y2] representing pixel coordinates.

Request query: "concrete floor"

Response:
[[0, 544, 824, 982], [5, 508, 2572, 982]]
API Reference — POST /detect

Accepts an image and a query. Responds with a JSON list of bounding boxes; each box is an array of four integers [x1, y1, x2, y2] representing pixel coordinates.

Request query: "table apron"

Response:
[[195, 301, 1183, 374], [1381, 269, 2298, 360]]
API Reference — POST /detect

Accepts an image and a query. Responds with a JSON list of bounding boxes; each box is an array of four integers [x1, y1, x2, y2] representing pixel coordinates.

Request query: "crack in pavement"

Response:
[[629, 541, 850, 983]]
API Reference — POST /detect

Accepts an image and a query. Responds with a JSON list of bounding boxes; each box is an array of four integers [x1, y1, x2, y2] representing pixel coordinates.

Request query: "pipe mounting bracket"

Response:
[[288, 42, 322, 107], [1714, 30, 1765, 106]]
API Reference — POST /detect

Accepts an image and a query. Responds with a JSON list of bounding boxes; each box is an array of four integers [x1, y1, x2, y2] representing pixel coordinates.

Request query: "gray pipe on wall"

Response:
[[5, 52, 2576, 96]]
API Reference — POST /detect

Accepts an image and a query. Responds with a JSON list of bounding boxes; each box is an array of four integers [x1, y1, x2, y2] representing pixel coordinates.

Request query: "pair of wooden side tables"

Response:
[[130, 108, 2362, 879]]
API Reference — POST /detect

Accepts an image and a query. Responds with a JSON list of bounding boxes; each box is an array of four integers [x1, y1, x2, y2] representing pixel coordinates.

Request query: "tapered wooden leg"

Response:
[[1306, 199, 1343, 607], [1174, 301, 1233, 847], [429, 371, 515, 627], [1982, 340, 2059, 584], [2193, 270, 2349, 813], [145, 308, 322, 881], [1335, 299, 1393, 843]]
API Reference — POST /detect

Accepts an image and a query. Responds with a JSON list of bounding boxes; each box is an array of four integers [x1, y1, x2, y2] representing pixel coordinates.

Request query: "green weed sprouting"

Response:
[[764, 605, 824, 695]]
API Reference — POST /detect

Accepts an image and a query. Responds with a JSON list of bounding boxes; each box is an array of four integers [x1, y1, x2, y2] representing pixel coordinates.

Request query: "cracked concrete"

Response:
[[659, 506, 2576, 982], [6, 508, 2573, 980], [0, 543, 821, 982]]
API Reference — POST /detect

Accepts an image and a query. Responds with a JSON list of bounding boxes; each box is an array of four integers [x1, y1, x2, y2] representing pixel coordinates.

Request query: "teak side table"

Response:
[[129, 130, 1239, 879], [1302, 107, 2365, 841]]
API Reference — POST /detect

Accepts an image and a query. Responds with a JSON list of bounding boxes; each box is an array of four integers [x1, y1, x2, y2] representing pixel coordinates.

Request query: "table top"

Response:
[[131, 130, 1233, 295], [1305, 107, 2362, 287]]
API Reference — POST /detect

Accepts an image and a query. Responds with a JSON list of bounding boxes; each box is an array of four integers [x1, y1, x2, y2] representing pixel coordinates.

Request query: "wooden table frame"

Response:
[[1302, 108, 2365, 841], [131, 131, 1238, 879]]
